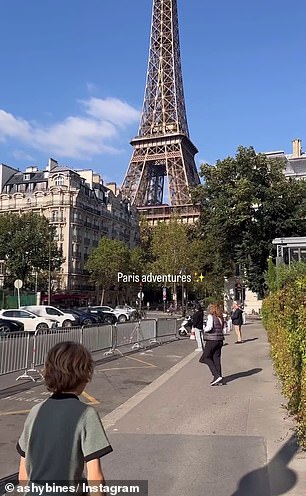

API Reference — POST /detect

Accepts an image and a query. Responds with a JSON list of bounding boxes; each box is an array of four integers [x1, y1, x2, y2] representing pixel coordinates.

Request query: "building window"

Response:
[[54, 175, 64, 186], [51, 210, 58, 222], [23, 174, 31, 181], [17, 184, 26, 192]]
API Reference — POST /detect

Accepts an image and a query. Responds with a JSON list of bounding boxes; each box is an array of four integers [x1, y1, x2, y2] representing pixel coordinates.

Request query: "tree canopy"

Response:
[[0, 212, 64, 287], [193, 146, 306, 296], [85, 237, 130, 304]]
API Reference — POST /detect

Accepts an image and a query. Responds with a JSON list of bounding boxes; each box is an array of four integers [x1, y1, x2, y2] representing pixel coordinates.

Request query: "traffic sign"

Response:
[[137, 292, 144, 300], [162, 287, 167, 301], [14, 279, 23, 289]]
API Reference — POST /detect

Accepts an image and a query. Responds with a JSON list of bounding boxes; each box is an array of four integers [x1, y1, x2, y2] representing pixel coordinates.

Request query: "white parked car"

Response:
[[115, 305, 137, 315], [21, 305, 77, 328], [0, 309, 58, 332], [91, 306, 130, 323]]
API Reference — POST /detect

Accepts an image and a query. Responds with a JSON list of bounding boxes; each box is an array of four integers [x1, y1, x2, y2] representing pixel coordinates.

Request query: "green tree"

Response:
[[85, 237, 130, 304], [189, 236, 225, 302], [0, 212, 64, 288], [150, 217, 193, 306], [193, 146, 306, 297], [128, 217, 152, 278]]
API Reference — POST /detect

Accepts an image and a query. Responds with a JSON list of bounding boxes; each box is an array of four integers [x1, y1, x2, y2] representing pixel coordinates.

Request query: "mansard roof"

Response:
[[5, 170, 46, 185]]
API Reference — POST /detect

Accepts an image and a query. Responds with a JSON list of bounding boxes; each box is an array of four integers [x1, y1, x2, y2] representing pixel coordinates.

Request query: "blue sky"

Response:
[[1, 0, 306, 185]]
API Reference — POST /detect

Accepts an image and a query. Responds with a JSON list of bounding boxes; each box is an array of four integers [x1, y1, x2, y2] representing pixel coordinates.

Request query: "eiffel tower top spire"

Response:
[[121, 0, 200, 223], [138, 0, 190, 138]]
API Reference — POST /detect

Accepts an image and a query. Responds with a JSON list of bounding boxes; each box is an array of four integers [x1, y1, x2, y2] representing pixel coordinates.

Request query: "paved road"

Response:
[[0, 337, 195, 479]]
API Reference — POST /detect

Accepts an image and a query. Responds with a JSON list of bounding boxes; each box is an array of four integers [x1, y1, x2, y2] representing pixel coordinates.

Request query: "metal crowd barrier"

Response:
[[81, 324, 113, 353], [34, 326, 84, 367], [112, 319, 157, 352], [0, 332, 30, 376], [156, 318, 179, 340], [0, 317, 179, 380]]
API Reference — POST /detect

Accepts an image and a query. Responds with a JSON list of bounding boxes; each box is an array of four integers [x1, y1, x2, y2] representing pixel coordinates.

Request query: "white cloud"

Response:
[[0, 110, 31, 142], [0, 97, 140, 160], [82, 97, 140, 127]]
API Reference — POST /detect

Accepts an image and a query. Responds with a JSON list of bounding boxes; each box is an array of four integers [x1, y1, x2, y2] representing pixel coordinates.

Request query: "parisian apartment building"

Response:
[[0, 158, 139, 294]]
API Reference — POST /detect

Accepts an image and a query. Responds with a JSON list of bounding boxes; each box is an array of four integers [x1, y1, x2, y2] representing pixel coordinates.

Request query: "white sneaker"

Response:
[[195, 348, 202, 351], [210, 376, 223, 386]]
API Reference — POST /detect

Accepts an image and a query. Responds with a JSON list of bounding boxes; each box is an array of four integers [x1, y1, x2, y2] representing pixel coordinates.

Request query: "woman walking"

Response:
[[231, 301, 244, 343], [200, 303, 225, 386]]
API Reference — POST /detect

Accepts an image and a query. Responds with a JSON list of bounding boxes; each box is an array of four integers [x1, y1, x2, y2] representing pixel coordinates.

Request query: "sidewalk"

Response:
[[100, 321, 306, 495]]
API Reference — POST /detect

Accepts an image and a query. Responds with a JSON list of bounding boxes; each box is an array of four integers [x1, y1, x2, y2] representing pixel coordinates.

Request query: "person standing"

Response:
[[200, 303, 225, 385], [191, 303, 204, 351], [231, 301, 244, 343]]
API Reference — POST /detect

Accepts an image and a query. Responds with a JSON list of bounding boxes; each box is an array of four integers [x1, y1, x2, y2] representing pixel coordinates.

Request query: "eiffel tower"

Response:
[[121, 0, 200, 224]]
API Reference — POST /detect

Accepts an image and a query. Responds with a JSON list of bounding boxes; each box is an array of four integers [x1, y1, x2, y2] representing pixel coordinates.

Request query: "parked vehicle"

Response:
[[0, 309, 57, 332], [66, 309, 99, 326], [92, 306, 129, 323], [21, 305, 77, 327], [0, 318, 25, 336], [78, 308, 117, 325], [115, 305, 137, 317]]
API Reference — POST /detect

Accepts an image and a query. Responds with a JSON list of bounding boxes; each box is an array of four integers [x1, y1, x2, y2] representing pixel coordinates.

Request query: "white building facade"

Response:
[[0, 159, 139, 295]]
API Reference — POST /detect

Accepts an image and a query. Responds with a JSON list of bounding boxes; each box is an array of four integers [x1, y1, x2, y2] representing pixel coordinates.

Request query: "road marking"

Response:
[[102, 349, 197, 429], [81, 391, 99, 405], [123, 355, 156, 367], [96, 355, 157, 373], [0, 390, 99, 416], [96, 366, 155, 372], [0, 409, 31, 416]]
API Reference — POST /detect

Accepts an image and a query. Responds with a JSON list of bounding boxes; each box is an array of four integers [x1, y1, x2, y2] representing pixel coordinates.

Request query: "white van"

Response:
[[21, 305, 77, 328]]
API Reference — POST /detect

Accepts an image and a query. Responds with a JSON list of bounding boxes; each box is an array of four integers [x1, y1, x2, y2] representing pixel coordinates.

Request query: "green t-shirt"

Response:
[[17, 393, 112, 482]]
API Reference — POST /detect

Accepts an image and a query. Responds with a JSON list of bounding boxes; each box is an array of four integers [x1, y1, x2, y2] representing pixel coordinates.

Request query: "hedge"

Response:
[[262, 275, 306, 448]]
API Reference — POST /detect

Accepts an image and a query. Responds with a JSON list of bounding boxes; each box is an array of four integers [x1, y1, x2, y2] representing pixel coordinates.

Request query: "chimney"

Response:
[[46, 158, 58, 171], [292, 138, 302, 158], [106, 182, 117, 195]]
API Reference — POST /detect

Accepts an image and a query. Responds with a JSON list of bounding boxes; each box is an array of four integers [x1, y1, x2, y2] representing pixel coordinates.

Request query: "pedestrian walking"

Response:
[[200, 303, 225, 386], [191, 303, 204, 351], [16, 342, 112, 488], [231, 301, 244, 343], [167, 303, 174, 315]]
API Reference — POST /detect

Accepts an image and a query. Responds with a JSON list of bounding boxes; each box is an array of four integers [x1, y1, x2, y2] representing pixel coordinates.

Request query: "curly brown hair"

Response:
[[43, 342, 94, 393], [208, 303, 224, 326]]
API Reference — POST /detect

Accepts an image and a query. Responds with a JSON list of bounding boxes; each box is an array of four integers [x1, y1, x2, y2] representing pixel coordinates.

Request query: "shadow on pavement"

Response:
[[0, 380, 43, 400], [242, 338, 259, 343], [224, 367, 262, 384], [0, 473, 17, 495], [231, 434, 298, 496], [0, 436, 299, 496]]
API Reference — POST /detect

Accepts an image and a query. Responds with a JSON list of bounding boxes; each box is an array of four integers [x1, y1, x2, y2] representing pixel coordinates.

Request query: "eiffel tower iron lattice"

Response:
[[121, 0, 200, 220]]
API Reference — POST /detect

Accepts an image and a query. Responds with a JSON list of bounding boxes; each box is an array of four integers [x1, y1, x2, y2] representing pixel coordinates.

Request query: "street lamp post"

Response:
[[0, 260, 4, 309], [48, 240, 51, 305], [48, 234, 59, 305], [180, 268, 185, 316]]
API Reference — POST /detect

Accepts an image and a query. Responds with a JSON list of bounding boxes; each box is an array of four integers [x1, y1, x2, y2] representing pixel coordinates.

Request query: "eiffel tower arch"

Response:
[[121, 0, 201, 224]]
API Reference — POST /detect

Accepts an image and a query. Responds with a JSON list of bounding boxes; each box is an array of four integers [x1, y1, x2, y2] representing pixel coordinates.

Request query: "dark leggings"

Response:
[[201, 340, 223, 379]]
